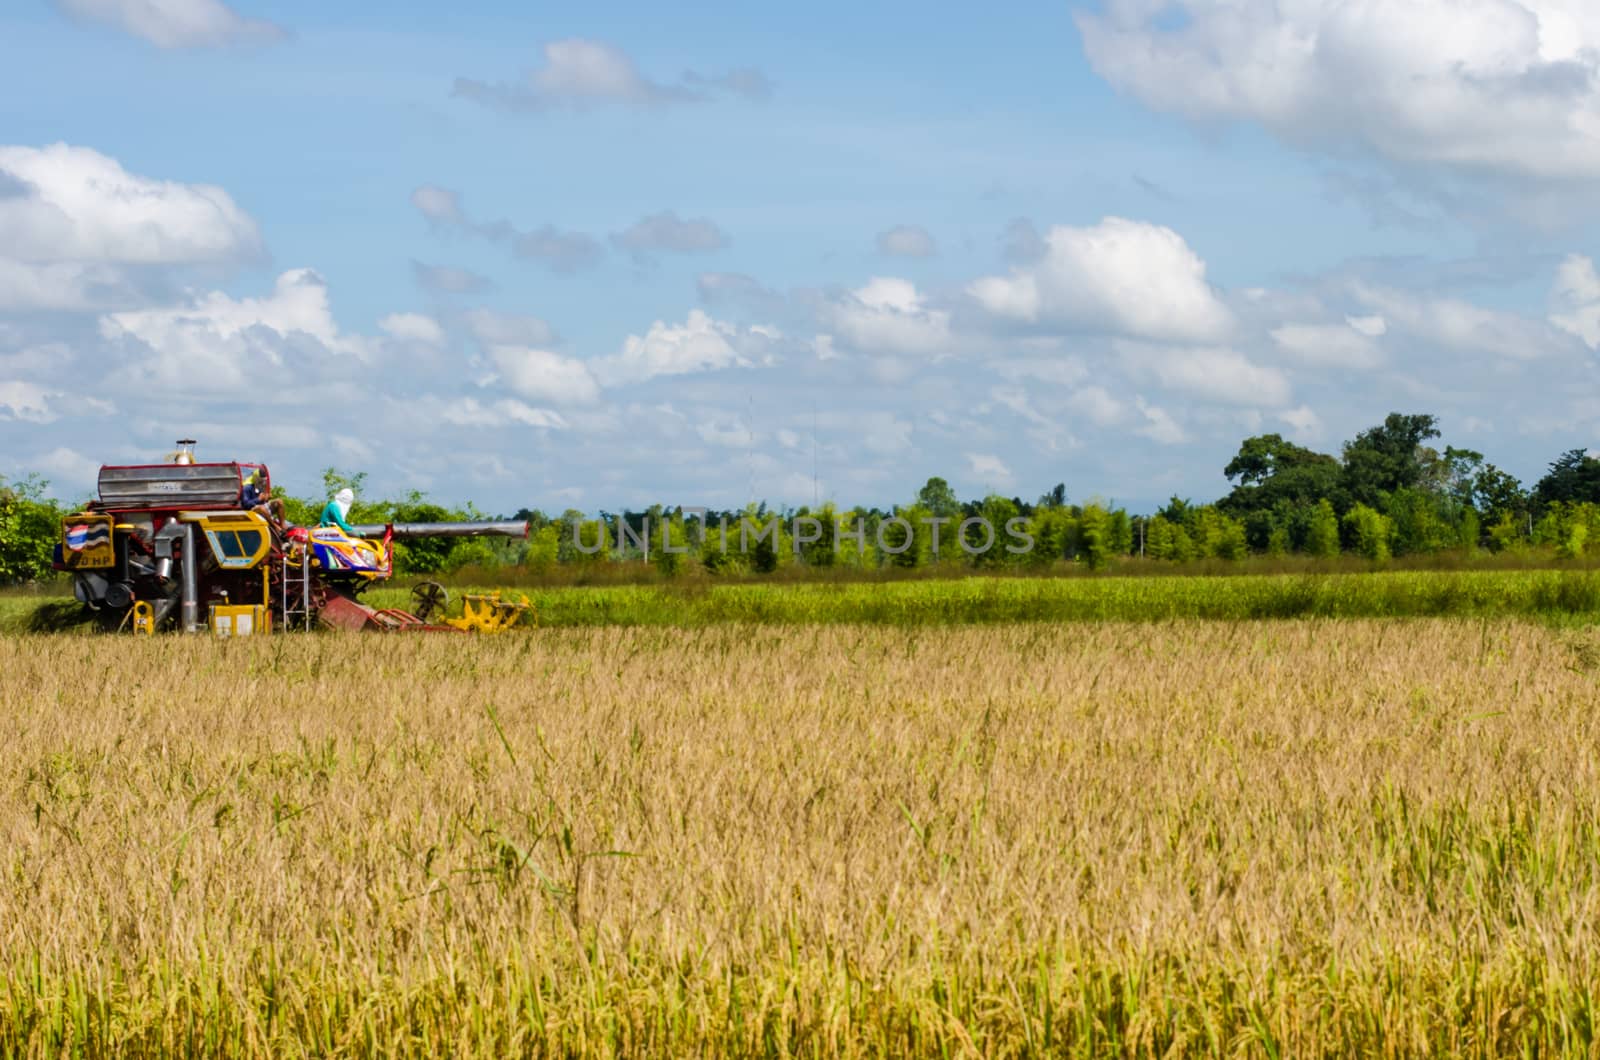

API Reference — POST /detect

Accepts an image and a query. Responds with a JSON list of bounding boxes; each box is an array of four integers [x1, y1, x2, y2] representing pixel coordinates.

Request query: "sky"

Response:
[[2, 0, 1600, 515]]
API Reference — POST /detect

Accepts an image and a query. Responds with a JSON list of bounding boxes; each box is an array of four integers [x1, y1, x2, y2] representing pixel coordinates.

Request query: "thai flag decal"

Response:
[[65, 522, 110, 552]]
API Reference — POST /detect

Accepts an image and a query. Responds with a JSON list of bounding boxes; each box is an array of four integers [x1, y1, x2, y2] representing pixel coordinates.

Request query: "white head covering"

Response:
[[334, 488, 354, 518]]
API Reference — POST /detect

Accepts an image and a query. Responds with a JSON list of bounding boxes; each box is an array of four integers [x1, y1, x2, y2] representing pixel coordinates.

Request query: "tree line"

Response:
[[3, 412, 1599, 584]]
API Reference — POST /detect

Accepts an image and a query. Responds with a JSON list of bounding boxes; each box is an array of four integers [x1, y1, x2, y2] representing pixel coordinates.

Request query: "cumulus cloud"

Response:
[[611, 211, 729, 259], [818, 277, 953, 357], [378, 312, 445, 347], [968, 217, 1232, 343], [1270, 320, 1386, 369], [0, 380, 56, 423], [876, 224, 938, 258], [1353, 281, 1567, 359], [453, 39, 770, 112], [1550, 253, 1600, 348], [100, 268, 369, 394], [966, 453, 1014, 484], [55, 0, 285, 49], [591, 309, 757, 386], [0, 260, 136, 312], [442, 396, 568, 430], [1119, 342, 1293, 408], [0, 143, 260, 265], [696, 420, 749, 447], [1077, 0, 1600, 182], [1066, 385, 1127, 426], [486, 346, 600, 405], [1135, 398, 1186, 445], [1278, 405, 1325, 439]]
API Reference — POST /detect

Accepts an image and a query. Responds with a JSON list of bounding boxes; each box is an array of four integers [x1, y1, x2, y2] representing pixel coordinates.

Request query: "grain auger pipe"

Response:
[[346, 521, 530, 539]]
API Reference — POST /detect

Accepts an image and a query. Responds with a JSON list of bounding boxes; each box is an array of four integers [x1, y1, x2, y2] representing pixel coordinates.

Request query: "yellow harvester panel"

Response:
[[210, 604, 268, 637], [181, 511, 272, 570]]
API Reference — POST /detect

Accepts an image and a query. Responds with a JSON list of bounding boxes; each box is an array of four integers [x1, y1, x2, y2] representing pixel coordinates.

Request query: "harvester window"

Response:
[[200, 523, 269, 569], [216, 532, 248, 560]]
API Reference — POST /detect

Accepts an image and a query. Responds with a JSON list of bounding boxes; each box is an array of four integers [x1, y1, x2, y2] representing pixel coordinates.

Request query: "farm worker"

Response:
[[242, 470, 286, 527], [319, 488, 357, 534]]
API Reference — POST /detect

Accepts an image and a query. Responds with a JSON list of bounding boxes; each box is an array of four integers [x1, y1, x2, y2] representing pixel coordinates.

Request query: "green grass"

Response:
[[369, 569, 1600, 627], [9, 569, 1600, 634]]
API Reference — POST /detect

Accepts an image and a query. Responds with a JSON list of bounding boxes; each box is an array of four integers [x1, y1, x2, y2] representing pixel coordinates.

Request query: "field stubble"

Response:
[[4, 620, 1600, 1056]]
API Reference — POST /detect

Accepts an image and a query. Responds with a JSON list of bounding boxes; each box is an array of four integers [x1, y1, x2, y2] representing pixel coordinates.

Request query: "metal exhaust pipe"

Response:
[[181, 522, 200, 632]]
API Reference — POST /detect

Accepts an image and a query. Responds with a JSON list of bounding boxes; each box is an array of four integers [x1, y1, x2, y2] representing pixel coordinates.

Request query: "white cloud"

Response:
[[696, 420, 749, 447], [966, 453, 1014, 484], [591, 309, 755, 386], [378, 312, 445, 347], [1347, 314, 1388, 337], [453, 39, 769, 111], [1270, 321, 1385, 369], [1278, 405, 1324, 439], [1066, 385, 1126, 426], [820, 277, 953, 357], [1550, 253, 1600, 348], [969, 217, 1232, 343], [0, 143, 260, 265], [442, 397, 568, 430], [0, 260, 133, 312], [0, 381, 56, 423], [1120, 342, 1293, 407], [101, 269, 369, 394], [994, 356, 1089, 387], [1135, 398, 1186, 445], [1077, 0, 1600, 182], [486, 346, 600, 405], [31, 446, 100, 493], [55, 0, 285, 48], [876, 224, 938, 258], [1354, 281, 1565, 359]]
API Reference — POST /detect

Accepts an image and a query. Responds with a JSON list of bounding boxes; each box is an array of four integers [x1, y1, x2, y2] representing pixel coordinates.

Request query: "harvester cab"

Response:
[[53, 441, 530, 636]]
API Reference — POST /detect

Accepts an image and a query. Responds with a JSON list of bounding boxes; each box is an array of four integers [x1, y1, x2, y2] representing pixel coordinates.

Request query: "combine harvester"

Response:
[[51, 441, 531, 635]]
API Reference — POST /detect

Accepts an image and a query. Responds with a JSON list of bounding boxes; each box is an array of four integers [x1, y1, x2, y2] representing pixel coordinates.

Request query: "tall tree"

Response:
[[1340, 413, 1440, 508], [1534, 449, 1600, 508], [1220, 434, 1342, 514], [916, 476, 961, 520]]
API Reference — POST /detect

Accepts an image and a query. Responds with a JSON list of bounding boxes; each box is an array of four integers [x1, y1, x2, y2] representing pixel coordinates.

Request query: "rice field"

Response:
[[4, 617, 1600, 1056]]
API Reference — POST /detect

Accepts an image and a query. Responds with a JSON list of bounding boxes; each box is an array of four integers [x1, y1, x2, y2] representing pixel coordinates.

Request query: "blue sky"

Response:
[[2, 0, 1598, 514]]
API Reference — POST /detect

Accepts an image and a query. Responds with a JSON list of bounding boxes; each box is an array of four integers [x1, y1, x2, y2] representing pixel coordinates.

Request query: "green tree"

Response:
[[1220, 434, 1343, 514], [916, 477, 961, 521], [1341, 413, 1440, 508], [0, 474, 63, 584], [1534, 449, 1600, 509], [1306, 499, 1340, 558], [1343, 503, 1393, 562], [1037, 483, 1067, 509]]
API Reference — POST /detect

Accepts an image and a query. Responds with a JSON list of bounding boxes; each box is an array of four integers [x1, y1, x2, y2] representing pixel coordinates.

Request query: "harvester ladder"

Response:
[[280, 552, 314, 631]]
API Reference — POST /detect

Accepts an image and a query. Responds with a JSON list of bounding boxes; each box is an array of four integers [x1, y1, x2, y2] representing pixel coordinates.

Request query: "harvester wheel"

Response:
[[411, 580, 449, 622]]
